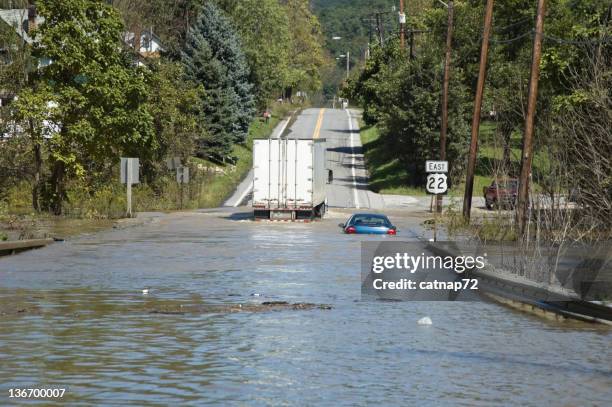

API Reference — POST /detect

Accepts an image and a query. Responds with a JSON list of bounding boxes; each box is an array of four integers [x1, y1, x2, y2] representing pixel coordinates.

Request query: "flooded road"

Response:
[[1, 209, 610, 406]]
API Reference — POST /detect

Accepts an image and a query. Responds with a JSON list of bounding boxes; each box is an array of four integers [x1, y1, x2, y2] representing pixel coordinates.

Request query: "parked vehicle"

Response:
[[253, 138, 328, 220], [339, 214, 397, 235], [483, 178, 518, 210]]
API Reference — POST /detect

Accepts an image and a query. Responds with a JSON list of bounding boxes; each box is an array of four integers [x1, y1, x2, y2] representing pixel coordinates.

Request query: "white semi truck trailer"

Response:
[[252, 138, 328, 220]]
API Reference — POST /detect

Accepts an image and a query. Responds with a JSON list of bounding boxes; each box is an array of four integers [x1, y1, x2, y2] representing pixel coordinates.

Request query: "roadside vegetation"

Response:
[[359, 121, 426, 196], [346, 1, 610, 290], [344, 1, 610, 236], [0, 0, 325, 229], [359, 120, 551, 197]]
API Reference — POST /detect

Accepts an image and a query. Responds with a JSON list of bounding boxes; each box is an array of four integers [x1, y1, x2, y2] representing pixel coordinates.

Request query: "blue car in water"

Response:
[[339, 213, 397, 235]]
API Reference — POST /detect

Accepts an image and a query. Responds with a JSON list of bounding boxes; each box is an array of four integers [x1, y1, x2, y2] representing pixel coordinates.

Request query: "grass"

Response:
[[359, 119, 549, 197], [359, 122, 428, 196]]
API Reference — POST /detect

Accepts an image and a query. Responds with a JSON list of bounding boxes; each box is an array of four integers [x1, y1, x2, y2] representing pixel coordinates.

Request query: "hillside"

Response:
[[311, 0, 429, 98]]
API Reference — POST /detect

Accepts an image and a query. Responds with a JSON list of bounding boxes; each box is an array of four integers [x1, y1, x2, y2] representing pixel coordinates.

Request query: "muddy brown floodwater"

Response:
[[0, 209, 610, 406]]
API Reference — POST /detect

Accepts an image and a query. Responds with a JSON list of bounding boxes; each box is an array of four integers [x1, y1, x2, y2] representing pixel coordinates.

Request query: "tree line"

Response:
[[343, 0, 610, 237], [0, 0, 325, 215]]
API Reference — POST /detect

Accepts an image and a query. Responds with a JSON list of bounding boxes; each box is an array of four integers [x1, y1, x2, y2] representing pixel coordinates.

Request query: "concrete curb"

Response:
[[0, 238, 54, 257]]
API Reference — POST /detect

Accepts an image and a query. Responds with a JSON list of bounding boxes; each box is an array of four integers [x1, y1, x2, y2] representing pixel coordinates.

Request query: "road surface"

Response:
[[224, 108, 384, 209], [224, 108, 486, 211]]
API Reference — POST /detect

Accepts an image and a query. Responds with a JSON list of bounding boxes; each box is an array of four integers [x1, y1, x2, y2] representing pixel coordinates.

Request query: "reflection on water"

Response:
[[0, 210, 610, 405]]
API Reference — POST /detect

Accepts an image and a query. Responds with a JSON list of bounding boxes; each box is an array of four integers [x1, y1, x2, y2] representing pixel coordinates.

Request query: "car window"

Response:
[[351, 215, 390, 227]]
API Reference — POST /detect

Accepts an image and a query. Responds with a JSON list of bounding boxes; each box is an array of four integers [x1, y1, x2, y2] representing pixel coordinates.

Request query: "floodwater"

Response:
[[0, 209, 610, 406]]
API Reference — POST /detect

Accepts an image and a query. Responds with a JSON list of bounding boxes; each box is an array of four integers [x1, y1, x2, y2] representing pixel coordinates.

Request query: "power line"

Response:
[[489, 30, 533, 44], [486, 30, 612, 46], [492, 16, 532, 33], [543, 33, 612, 45]]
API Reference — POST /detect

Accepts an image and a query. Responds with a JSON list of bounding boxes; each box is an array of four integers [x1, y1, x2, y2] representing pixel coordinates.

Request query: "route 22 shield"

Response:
[[426, 173, 448, 195]]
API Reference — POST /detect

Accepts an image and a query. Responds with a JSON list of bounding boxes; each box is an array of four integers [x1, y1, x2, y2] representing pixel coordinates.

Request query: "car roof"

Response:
[[351, 213, 389, 219]]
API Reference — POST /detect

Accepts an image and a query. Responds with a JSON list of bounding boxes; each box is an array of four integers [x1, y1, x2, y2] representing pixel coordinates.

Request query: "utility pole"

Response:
[[409, 30, 415, 59], [376, 13, 385, 46], [437, 0, 454, 213], [462, 0, 495, 221], [517, 0, 546, 236], [399, 0, 406, 50], [346, 50, 350, 79]]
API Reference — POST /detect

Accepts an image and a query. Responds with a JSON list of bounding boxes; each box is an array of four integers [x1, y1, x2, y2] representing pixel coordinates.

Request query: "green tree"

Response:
[[11, 86, 58, 211], [144, 60, 201, 178], [346, 39, 470, 186], [111, 0, 202, 58], [282, 0, 326, 97], [220, 0, 292, 105], [182, 2, 254, 161], [34, 0, 154, 214]]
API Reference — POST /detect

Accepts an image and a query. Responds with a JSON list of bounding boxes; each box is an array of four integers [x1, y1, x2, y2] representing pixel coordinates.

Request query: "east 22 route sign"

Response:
[[427, 173, 448, 194], [425, 160, 448, 195]]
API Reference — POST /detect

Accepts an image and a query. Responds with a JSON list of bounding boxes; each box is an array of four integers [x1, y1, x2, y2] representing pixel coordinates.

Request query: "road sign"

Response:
[[166, 157, 181, 170], [120, 158, 139, 218], [176, 166, 189, 184], [120, 158, 139, 184], [426, 173, 448, 195], [425, 160, 448, 173]]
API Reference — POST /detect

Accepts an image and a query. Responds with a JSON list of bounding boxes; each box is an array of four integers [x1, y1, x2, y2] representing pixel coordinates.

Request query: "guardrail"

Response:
[[425, 242, 612, 325]]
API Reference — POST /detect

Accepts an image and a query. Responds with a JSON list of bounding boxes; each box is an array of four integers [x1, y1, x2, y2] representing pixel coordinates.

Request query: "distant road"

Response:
[[224, 107, 485, 212], [224, 108, 384, 209]]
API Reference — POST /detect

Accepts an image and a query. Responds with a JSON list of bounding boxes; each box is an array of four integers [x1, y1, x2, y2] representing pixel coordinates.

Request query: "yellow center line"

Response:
[[313, 108, 325, 139]]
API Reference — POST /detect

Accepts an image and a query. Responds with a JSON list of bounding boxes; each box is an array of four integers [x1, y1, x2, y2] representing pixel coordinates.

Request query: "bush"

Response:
[[5, 182, 33, 215]]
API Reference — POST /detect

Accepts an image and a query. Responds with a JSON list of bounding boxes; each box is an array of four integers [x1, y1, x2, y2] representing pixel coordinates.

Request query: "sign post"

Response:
[[425, 160, 449, 241], [121, 158, 139, 218], [176, 166, 189, 209]]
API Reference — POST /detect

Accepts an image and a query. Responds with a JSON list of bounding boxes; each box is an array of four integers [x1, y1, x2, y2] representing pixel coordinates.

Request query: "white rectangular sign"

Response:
[[120, 157, 140, 184], [425, 160, 448, 173]]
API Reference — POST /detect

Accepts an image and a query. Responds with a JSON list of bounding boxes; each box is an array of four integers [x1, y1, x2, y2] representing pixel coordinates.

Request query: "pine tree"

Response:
[[182, 2, 254, 161]]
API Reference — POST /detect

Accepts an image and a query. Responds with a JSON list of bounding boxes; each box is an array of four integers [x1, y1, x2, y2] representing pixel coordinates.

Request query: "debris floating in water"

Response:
[[418, 316, 432, 325], [142, 289, 150, 295]]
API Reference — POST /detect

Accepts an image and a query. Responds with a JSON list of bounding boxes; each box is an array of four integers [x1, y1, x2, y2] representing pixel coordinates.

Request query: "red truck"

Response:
[[483, 178, 518, 210]]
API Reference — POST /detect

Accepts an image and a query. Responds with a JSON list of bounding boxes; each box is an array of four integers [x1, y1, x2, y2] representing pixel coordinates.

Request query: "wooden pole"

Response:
[[399, 0, 406, 50], [437, 0, 454, 213], [409, 30, 415, 59], [376, 13, 385, 46], [462, 0, 495, 221], [517, 0, 546, 236], [346, 50, 350, 79]]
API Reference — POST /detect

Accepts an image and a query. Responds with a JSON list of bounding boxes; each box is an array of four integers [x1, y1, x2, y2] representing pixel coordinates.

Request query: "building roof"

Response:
[[0, 9, 44, 44]]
